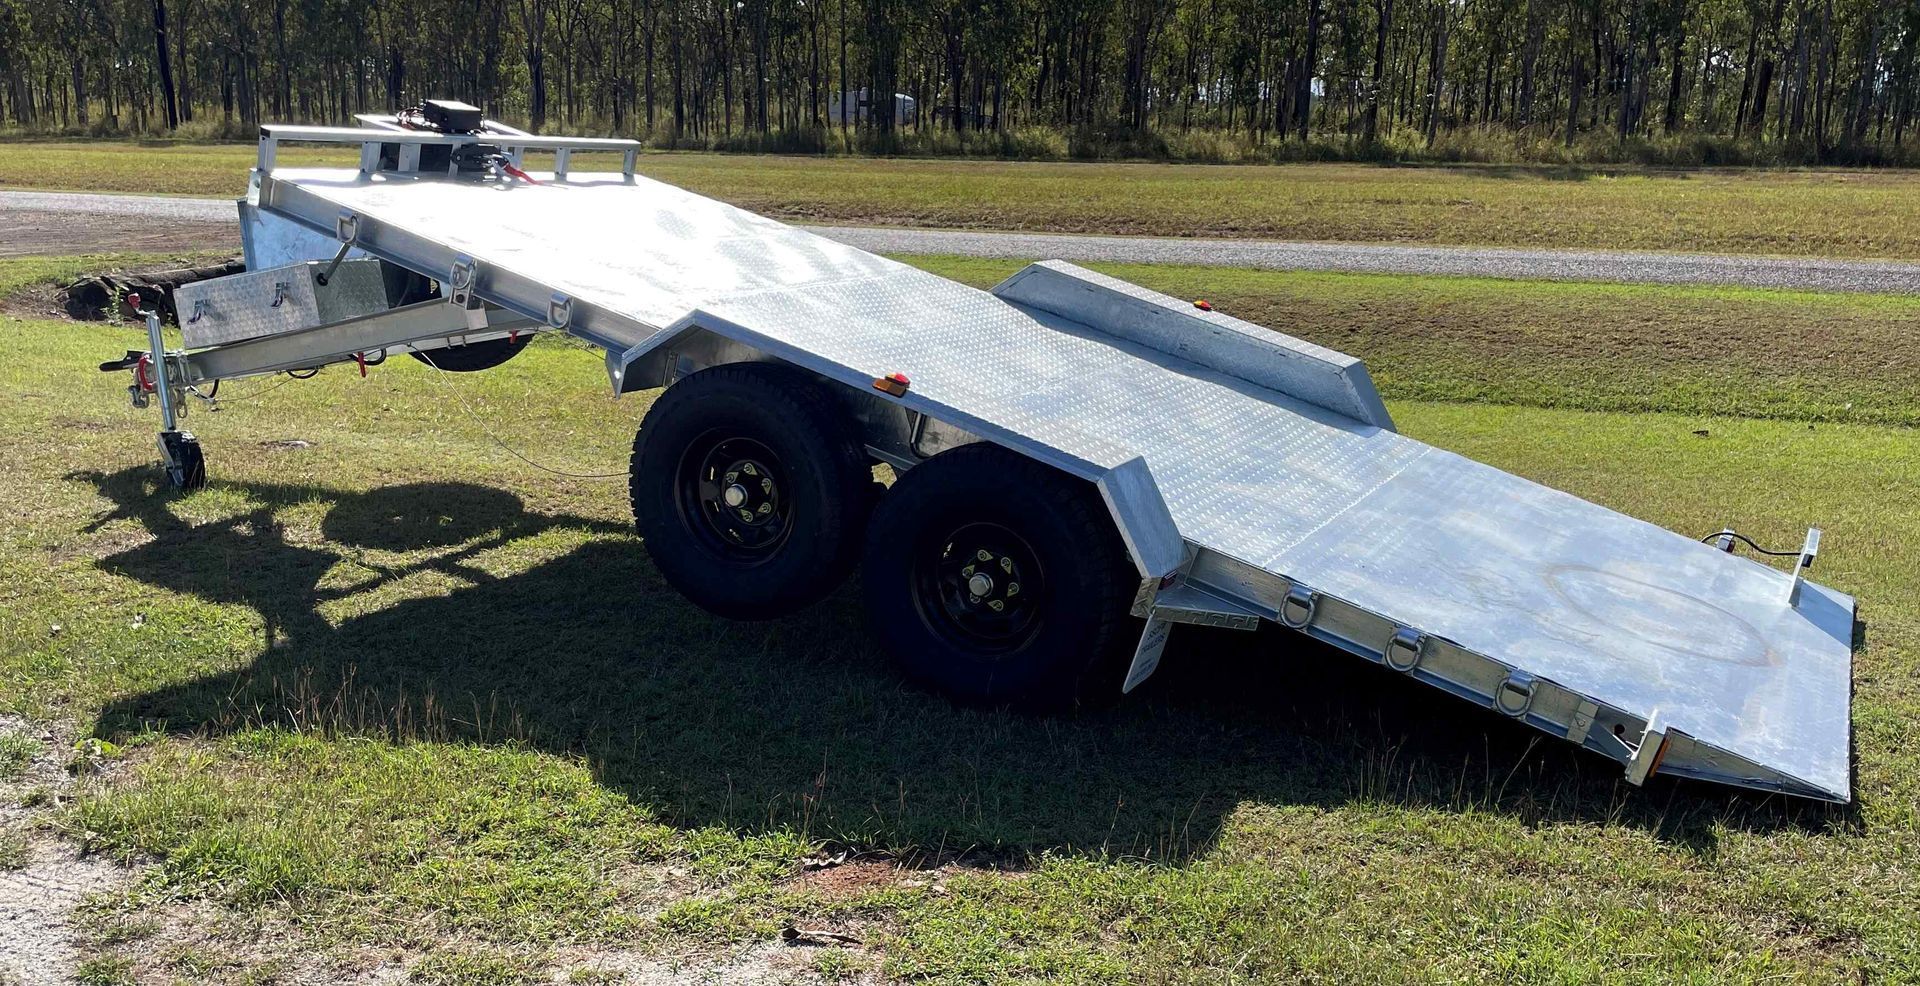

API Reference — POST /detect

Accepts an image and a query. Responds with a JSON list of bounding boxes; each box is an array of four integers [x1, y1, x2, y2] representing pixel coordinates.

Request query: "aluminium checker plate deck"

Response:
[[252, 165, 1856, 802]]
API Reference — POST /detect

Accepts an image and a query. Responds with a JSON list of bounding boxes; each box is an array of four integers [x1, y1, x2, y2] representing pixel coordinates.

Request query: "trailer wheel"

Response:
[[409, 336, 530, 373], [630, 362, 874, 620], [861, 443, 1137, 709], [380, 263, 530, 373], [162, 432, 206, 491]]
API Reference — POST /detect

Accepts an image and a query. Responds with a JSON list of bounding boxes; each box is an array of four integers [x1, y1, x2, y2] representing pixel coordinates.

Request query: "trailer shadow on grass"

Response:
[[76, 466, 1846, 865]]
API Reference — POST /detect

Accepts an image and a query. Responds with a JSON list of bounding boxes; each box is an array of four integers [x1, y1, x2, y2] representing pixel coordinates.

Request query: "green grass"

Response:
[[72, 956, 136, 986], [9, 141, 1920, 257], [0, 830, 27, 870], [1, 254, 1916, 981], [406, 948, 546, 986], [0, 729, 37, 777]]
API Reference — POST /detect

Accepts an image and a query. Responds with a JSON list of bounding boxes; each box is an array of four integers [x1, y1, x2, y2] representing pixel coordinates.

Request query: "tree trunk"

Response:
[[1566, 7, 1585, 152], [520, 0, 547, 131], [1748, 0, 1785, 138], [1422, 4, 1448, 146], [644, 0, 656, 132], [1363, 0, 1391, 142], [273, 0, 289, 117], [1296, 0, 1323, 140], [1663, 1, 1687, 132], [153, 0, 180, 129], [1512, 0, 1543, 126], [71, 50, 89, 127], [1734, 19, 1758, 133], [837, 0, 848, 139], [175, 0, 194, 122], [1617, 0, 1640, 137]]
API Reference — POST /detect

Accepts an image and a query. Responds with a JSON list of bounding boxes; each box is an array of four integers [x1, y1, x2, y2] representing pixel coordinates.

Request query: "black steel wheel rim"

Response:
[[912, 521, 1044, 653], [675, 432, 793, 562]]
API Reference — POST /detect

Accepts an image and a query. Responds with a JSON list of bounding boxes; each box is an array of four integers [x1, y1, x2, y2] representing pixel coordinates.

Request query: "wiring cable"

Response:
[[413, 348, 627, 481], [1699, 529, 1803, 557], [205, 374, 298, 404]]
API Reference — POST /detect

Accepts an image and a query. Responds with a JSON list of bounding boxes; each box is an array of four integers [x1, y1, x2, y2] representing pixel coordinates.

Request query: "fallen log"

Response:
[[64, 259, 246, 321]]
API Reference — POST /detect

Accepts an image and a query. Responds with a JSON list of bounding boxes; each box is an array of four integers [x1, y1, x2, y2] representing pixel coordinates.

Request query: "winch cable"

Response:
[[412, 348, 627, 481]]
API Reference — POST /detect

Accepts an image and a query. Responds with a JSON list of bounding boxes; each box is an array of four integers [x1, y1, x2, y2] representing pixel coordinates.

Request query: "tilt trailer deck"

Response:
[[109, 108, 1855, 803]]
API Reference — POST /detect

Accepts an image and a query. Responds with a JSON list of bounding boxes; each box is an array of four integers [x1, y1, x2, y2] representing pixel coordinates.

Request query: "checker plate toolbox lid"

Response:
[[173, 258, 388, 349], [248, 142, 1855, 802]]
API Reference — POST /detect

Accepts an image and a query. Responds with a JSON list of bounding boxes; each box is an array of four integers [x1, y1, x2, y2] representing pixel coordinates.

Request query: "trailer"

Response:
[[102, 106, 1856, 803]]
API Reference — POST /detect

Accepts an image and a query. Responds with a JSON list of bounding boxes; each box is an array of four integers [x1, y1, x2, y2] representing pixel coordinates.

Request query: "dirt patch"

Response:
[[0, 846, 130, 985], [791, 858, 904, 900], [77, 915, 880, 985], [553, 940, 880, 985], [0, 210, 236, 259], [0, 278, 91, 321], [1, 256, 244, 322], [42, 523, 155, 566], [0, 715, 145, 986], [72, 899, 416, 986]]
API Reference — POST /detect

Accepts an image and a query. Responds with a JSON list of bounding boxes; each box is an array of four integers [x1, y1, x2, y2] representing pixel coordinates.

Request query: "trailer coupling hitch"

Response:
[[98, 350, 148, 373], [99, 350, 163, 408]]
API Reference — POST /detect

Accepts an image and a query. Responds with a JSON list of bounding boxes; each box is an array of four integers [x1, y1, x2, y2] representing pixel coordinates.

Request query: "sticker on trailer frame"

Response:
[[1123, 617, 1173, 693]]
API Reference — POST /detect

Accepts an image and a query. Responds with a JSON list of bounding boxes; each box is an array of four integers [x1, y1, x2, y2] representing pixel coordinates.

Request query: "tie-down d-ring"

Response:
[[1279, 584, 1318, 629], [1495, 672, 1537, 717], [1384, 627, 1425, 673]]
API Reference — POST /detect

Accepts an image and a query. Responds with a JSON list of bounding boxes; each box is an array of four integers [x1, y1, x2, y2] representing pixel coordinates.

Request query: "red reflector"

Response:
[[873, 372, 910, 397], [1193, 299, 1214, 311]]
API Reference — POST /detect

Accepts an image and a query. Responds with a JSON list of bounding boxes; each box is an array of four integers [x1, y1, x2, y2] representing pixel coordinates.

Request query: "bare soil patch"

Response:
[[792, 857, 904, 900], [0, 715, 144, 986], [0, 255, 243, 322]]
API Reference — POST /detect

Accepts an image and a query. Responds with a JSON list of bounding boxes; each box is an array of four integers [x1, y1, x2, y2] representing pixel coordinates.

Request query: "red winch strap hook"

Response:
[[502, 161, 540, 185]]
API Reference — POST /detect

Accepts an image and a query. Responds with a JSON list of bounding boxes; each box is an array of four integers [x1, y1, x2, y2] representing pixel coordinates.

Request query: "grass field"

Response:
[[9, 140, 1920, 258], [1, 254, 1917, 983]]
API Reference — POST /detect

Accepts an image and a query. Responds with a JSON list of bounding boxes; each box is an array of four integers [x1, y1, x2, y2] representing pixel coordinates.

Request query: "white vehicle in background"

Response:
[[827, 88, 918, 125]]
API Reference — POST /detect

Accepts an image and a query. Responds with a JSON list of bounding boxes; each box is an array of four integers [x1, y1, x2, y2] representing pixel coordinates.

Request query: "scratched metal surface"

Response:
[[264, 168, 1854, 799]]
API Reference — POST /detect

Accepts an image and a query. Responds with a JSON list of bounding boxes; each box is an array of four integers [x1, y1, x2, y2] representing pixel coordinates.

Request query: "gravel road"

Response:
[[0, 190, 240, 257], [7, 188, 1918, 293]]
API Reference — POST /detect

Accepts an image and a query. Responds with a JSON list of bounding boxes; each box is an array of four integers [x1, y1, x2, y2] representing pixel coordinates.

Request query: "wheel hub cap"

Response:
[[916, 523, 1042, 651], [679, 437, 792, 558]]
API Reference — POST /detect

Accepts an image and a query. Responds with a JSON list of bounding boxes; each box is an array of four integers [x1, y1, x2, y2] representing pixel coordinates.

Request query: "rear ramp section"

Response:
[[252, 166, 1855, 802]]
